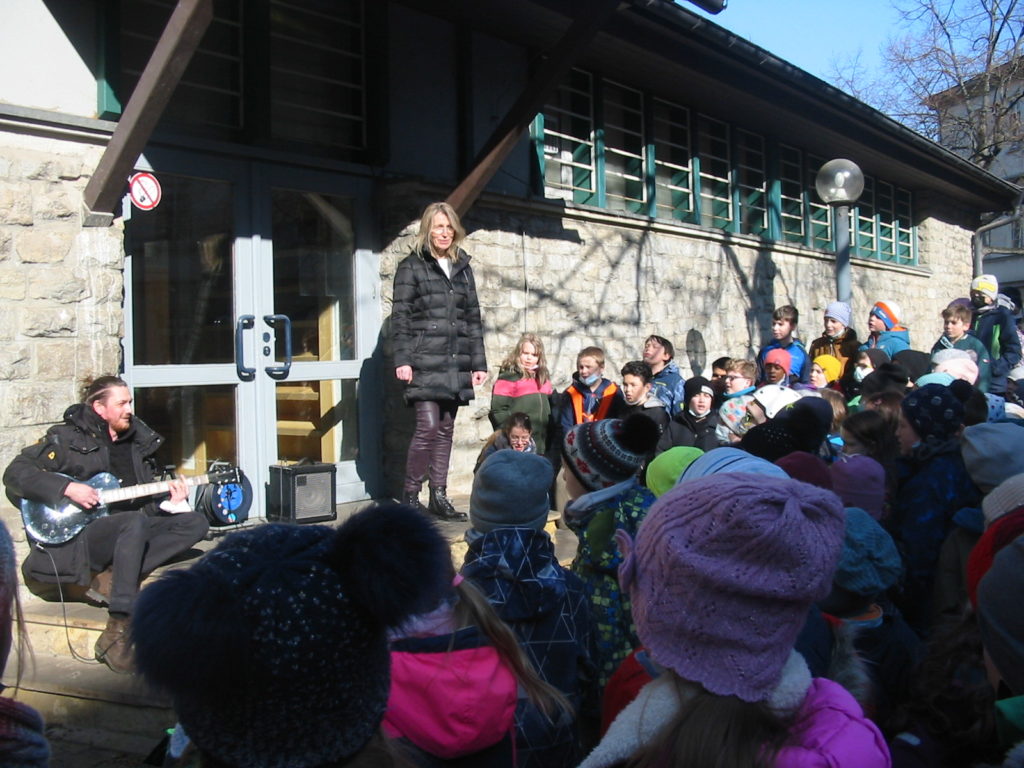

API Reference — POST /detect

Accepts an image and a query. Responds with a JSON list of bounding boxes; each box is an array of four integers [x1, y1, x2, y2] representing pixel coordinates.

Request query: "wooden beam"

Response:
[[446, 0, 621, 217], [83, 0, 213, 225]]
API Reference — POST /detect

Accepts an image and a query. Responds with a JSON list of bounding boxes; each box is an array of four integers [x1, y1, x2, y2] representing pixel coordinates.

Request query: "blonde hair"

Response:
[[577, 346, 606, 368], [499, 333, 550, 386], [413, 202, 466, 262]]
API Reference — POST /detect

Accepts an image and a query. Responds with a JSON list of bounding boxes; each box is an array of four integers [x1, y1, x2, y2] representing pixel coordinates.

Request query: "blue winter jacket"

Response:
[[891, 441, 981, 635], [972, 304, 1022, 394], [860, 327, 911, 359]]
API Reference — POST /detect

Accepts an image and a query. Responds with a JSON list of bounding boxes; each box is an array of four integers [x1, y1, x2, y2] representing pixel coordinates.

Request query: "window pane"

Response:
[[120, 0, 243, 134], [128, 175, 235, 366], [736, 130, 766, 235], [653, 98, 693, 222], [270, 0, 368, 150], [135, 385, 238, 474], [542, 70, 596, 204], [603, 80, 645, 213], [272, 190, 357, 361], [779, 144, 804, 243], [277, 379, 358, 463], [698, 115, 731, 230]]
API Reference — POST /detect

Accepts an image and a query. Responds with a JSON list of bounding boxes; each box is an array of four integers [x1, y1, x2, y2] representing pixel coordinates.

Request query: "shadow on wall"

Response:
[[722, 241, 781, 361], [374, 196, 800, 496]]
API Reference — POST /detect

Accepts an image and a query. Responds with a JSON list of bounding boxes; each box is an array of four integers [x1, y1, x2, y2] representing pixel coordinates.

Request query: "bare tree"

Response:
[[830, 0, 1024, 171]]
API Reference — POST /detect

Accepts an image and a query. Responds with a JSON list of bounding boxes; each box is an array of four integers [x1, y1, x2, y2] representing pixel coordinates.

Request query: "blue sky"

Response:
[[687, 0, 905, 83]]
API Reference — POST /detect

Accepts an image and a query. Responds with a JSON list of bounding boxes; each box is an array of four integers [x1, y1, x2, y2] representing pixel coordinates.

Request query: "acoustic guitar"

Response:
[[20, 468, 240, 545]]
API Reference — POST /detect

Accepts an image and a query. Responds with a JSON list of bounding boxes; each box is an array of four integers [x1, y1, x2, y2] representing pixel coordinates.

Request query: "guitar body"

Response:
[[20, 467, 240, 545], [20, 472, 116, 546]]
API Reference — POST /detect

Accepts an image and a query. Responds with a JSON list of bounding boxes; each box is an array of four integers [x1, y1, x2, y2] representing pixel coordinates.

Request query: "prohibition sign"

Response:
[[128, 172, 162, 211]]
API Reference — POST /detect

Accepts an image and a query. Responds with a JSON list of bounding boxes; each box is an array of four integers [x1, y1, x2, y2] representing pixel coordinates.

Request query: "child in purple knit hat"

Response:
[[580, 474, 890, 768]]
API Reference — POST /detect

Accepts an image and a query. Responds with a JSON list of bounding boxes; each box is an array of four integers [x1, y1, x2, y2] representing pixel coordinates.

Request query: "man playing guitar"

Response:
[[3, 376, 208, 673]]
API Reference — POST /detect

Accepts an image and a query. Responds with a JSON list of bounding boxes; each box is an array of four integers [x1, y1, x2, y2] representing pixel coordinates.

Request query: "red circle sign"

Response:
[[128, 172, 162, 211]]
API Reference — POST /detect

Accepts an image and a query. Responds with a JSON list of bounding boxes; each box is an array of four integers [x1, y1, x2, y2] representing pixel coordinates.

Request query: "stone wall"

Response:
[[0, 133, 124, 484], [379, 186, 977, 495]]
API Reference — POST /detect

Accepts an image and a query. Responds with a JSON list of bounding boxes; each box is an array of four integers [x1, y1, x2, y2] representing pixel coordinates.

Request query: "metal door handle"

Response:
[[235, 315, 256, 381], [263, 314, 292, 380]]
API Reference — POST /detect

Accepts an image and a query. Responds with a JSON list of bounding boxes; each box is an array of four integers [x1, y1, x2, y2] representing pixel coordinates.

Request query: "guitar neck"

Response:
[[98, 474, 210, 506]]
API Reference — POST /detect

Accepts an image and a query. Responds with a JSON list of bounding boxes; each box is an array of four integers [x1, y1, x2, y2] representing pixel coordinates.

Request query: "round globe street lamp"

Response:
[[815, 159, 864, 305]]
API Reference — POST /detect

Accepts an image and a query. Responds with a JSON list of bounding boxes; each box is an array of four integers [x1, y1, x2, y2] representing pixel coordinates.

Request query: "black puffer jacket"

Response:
[[3, 404, 163, 585], [391, 248, 486, 403]]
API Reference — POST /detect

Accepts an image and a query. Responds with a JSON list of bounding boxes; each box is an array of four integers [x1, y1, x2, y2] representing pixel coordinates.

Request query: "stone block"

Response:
[[34, 340, 79, 380], [0, 184, 33, 225], [0, 343, 32, 381], [0, 266, 26, 299], [33, 184, 77, 221], [0, 381, 69, 428], [0, 229, 11, 260], [15, 229, 73, 263], [20, 306, 76, 337], [27, 268, 89, 303]]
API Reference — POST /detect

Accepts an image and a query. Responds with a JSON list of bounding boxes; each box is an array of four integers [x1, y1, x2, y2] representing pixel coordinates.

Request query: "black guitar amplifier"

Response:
[[267, 464, 337, 524]]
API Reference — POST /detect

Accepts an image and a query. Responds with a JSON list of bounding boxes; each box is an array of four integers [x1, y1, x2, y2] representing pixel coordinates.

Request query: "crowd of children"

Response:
[[10, 276, 1024, 767]]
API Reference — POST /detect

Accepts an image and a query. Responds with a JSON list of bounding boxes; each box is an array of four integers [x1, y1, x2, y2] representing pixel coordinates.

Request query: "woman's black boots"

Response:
[[401, 491, 430, 517], [428, 486, 467, 521]]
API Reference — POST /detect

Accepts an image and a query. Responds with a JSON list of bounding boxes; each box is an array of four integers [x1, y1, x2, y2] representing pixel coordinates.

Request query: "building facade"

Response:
[[0, 0, 1018, 508]]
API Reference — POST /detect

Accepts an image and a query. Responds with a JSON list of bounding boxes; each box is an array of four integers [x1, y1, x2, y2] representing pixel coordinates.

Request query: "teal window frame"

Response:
[[532, 69, 918, 265]]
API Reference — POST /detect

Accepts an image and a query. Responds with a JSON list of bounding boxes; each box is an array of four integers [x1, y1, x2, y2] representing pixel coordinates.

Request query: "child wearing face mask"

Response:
[[969, 275, 1021, 396], [808, 301, 861, 387], [559, 346, 626, 438]]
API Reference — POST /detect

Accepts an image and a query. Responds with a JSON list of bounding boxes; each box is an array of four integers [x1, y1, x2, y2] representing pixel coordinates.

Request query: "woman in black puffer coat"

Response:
[[392, 202, 487, 520]]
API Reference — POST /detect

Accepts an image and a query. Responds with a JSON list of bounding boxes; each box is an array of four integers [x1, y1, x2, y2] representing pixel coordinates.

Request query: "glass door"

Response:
[[124, 152, 379, 515]]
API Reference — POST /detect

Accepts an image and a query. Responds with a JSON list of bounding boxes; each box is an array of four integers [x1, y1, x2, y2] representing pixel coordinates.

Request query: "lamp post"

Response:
[[815, 159, 864, 305]]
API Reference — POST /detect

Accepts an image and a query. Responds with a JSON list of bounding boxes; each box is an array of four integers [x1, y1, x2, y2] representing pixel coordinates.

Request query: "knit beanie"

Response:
[[743, 398, 831, 463], [132, 505, 452, 768], [972, 274, 999, 302], [684, 376, 714, 403], [751, 384, 801, 419], [563, 414, 661, 492], [717, 395, 754, 440], [832, 507, 902, 598], [618, 474, 845, 702], [986, 394, 1007, 423], [967, 508, 1024, 608], [470, 451, 553, 533], [977, 537, 1024, 695], [813, 354, 842, 384], [962, 422, 1024, 492], [894, 350, 930, 384], [829, 454, 886, 520], [764, 348, 792, 377], [934, 356, 979, 385], [862, 348, 891, 368], [646, 447, 704, 497], [775, 451, 833, 490], [677, 446, 789, 484], [859, 362, 909, 401], [900, 382, 968, 445], [915, 372, 955, 388], [870, 300, 902, 330], [824, 301, 852, 329], [982, 473, 1024, 527]]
